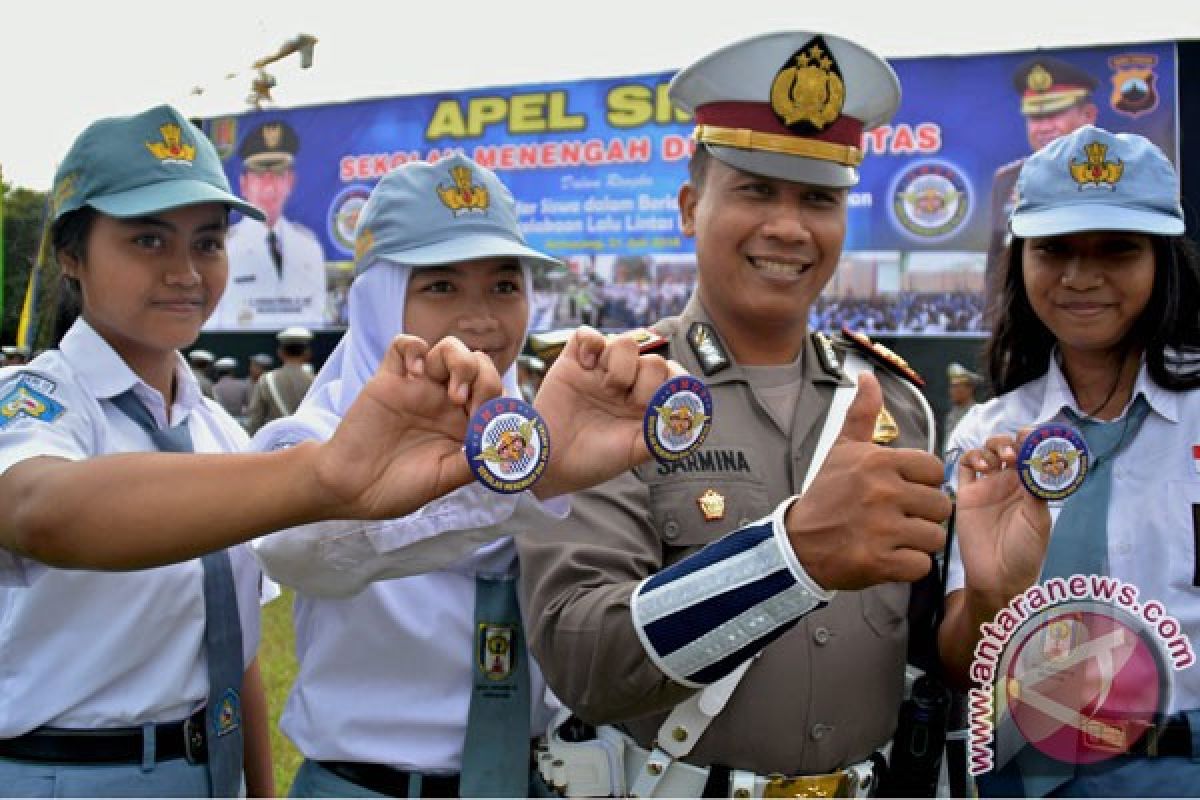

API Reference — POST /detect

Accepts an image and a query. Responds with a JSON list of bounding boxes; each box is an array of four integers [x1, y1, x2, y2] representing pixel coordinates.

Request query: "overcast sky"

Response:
[[3, 0, 1197, 189]]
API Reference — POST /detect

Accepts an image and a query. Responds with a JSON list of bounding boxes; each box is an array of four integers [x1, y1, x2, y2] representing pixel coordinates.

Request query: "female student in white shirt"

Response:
[[252, 153, 681, 797], [0, 107, 553, 798], [940, 126, 1200, 796]]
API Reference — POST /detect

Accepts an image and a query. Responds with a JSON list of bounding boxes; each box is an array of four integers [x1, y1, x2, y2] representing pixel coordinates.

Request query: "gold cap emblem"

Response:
[[1027, 64, 1054, 92], [770, 38, 845, 132], [437, 165, 490, 214], [145, 123, 196, 164], [697, 489, 726, 522], [1069, 141, 1124, 188], [262, 123, 284, 150]]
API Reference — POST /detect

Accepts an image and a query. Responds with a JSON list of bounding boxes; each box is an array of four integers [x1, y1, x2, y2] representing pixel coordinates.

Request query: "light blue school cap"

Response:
[[51, 105, 264, 222], [1010, 124, 1184, 238], [352, 153, 560, 275]]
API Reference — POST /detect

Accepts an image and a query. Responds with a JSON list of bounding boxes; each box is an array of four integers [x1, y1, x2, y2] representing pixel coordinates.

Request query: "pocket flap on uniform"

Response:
[[647, 479, 771, 547]]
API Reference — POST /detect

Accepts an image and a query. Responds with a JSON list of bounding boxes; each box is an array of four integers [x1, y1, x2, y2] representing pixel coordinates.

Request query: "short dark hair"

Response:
[[686, 145, 713, 191], [985, 234, 1200, 394]]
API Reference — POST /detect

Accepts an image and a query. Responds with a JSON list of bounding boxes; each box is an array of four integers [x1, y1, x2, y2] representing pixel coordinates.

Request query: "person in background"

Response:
[[208, 121, 327, 331], [986, 56, 1099, 297], [245, 326, 313, 434], [942, 361, 981, 454], [212, 356, 250, 424], [187, 348, 216, 399]]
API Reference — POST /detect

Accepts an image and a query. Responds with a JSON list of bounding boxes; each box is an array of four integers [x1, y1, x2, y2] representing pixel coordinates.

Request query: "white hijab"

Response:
[[250, 257, 546, 590]]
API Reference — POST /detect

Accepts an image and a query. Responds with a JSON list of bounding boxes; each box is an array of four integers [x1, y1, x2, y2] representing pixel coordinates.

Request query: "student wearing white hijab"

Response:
[[253, 154, 680, 797]]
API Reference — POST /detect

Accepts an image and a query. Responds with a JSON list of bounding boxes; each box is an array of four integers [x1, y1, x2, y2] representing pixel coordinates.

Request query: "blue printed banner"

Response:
[[201, 41, 1177, 335]]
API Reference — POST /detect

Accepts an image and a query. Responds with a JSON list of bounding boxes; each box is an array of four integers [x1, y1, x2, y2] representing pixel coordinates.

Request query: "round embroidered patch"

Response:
[[466, 397, 549, 494], [644, 376, 713, 463], [1018, 423, 1089, 500]]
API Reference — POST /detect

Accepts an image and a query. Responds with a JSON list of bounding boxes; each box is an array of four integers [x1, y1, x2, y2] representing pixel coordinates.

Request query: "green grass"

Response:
[[259, 587, 303, 794]]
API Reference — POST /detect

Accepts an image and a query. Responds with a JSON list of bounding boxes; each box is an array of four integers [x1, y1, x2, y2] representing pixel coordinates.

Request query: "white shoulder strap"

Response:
[[263, 371, 292, 417], [633, 350, 874, 797]]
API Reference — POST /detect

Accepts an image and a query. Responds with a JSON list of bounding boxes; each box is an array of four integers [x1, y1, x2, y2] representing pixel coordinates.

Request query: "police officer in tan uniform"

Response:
[[520, 31, 952, 798], [246, 326, 314, 433]]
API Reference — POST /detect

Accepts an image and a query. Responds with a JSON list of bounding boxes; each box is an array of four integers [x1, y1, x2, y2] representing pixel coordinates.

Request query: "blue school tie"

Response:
[[459, 574, 531, 798], [109, 389, 245, 798], [992, 396, 1153, 798], [1041, 395, 1150, 581]]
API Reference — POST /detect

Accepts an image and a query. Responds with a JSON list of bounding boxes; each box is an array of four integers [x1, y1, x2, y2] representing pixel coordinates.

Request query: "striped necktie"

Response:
[[109, 389, 245, 797]]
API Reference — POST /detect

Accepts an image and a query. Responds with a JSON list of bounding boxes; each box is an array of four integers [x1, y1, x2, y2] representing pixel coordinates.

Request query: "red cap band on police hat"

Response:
[[694, 102, 864, 147]]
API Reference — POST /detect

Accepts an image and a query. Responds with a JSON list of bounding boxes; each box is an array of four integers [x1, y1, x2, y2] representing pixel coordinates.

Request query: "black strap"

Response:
[[0, 708, 207, 765], [319, 760, 460, 798]]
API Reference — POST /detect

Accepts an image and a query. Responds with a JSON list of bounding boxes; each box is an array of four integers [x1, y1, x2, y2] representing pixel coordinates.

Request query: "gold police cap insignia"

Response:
[[697, 489, 726, 521], [770, 37, 846, 134]]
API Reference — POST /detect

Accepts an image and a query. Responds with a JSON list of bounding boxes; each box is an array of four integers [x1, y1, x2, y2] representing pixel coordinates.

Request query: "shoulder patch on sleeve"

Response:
[[835, 327, 925, 387], [0, 373, 66, 428]]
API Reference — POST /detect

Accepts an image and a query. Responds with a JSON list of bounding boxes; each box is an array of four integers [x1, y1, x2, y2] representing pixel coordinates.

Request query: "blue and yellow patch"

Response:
[[0, 375, 65, 429], [214, 688, 241, 737]]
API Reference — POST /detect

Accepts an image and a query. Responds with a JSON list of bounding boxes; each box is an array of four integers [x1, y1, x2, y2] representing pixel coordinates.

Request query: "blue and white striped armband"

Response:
[[630, 496, 834, 687]]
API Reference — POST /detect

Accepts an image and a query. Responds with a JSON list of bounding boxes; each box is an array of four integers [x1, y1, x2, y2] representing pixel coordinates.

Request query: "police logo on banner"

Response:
[[0, 375, 65, 429], [1109, 53, 1160, 118], [327, 185, 373, 256], [889, 159, 972, 241], [479, 623, 515, 681]]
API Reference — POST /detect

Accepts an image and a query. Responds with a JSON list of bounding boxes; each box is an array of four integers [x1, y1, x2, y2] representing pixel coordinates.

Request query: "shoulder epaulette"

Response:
[[835, 327, 925, 387], [528, 327, 670, 368], [810, 331, 843, 379]]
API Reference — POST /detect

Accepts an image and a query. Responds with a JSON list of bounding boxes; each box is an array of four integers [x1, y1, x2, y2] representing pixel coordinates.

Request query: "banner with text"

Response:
[[202, 40, 1177, 335]]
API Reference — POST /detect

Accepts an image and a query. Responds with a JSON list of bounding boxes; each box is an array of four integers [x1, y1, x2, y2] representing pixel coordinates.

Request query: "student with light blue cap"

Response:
[[0, 109, 546, 797], [941, 125, 1200, 797], [251, 152, 685, 798]]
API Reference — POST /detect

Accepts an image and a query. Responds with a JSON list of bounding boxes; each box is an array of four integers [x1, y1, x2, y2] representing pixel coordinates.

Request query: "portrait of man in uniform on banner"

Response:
[[207, 120, 329, 331]]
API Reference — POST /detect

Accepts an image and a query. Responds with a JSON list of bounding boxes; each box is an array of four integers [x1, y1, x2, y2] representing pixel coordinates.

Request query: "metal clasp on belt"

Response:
[[183, 715, 206, 765], [762, 770, 852, 798]]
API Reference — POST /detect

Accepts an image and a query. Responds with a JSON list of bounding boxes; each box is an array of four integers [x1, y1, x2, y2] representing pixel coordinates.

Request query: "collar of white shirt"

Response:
[[59, 318, 207, 427], [1036, 349, 1179, 425]]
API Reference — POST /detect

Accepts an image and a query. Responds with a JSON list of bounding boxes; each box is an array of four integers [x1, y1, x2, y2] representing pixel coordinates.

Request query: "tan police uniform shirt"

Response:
[[246, 363, 313, 434], [518, 297, 933, 776]]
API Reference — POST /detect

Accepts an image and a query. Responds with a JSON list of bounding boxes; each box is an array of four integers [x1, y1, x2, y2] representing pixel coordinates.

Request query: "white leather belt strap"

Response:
[[631, 352, 874, 798], [802, 350, 871, 494]]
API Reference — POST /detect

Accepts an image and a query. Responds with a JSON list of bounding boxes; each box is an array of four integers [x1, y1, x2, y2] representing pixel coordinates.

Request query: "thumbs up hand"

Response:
[[783, 372, 951, 591]]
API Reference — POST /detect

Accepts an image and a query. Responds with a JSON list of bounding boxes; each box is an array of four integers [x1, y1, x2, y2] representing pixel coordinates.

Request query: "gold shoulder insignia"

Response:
[[528, 327, 670, 368], [837, 327, 925, 387]]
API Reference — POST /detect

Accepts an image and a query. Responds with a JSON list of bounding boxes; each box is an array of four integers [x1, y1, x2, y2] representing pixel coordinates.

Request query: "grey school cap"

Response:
[[352, 153, 560, 275], [52, 105, 264, 222]]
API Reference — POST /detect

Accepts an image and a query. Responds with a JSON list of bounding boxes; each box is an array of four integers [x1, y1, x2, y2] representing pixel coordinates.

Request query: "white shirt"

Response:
[[254, 488, 567, 771], [946, 357, 1200, 712], [0, 319, 271, 735], [208, 216, 327, 331]]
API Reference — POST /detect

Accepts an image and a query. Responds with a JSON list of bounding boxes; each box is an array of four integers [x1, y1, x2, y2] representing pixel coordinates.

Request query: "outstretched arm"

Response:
[[0, 335, 503, 570]]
